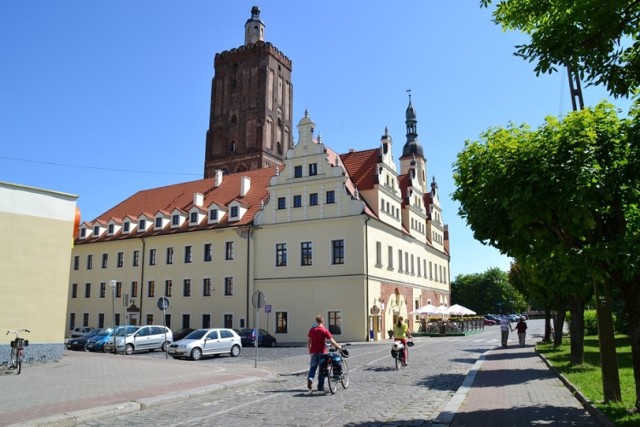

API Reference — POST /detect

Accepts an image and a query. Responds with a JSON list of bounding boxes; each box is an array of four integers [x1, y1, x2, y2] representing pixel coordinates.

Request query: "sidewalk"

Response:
[[434, 339, 611, 426]]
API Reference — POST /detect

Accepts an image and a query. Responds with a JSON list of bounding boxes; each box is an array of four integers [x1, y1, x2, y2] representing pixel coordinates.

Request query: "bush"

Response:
[[584, 310, 598, 335]]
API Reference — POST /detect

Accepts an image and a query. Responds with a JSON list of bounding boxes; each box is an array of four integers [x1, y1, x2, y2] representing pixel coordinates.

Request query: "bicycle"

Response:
[[391, 338, 413, 369], [320, 343, 350, 394], [6, 329, 30, 375]]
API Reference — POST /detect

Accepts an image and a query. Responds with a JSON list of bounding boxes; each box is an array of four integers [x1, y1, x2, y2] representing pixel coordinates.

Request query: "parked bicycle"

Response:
[[320, 343, 350, 394], [6, 329, 30, 375], [391, 338, 413, 369]]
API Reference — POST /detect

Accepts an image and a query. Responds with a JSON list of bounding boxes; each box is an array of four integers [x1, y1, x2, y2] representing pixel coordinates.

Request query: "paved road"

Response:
[[76, 324, 518, 426]]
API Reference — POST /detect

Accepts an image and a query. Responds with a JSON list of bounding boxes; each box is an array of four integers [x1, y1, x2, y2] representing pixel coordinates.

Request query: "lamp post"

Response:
[[109, 280, 117, 355]]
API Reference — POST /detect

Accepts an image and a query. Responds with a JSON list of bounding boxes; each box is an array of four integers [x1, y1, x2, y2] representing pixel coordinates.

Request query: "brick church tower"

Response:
[[203, 6, 294, 178]]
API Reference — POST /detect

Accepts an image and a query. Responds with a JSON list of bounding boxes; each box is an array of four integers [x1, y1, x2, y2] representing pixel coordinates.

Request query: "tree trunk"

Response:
[[553, 301, 568, 348], [543, 307, 552, 343], [618, 277, 640, 411], [594, 278, 621, 403], [568, 296, 585, 365]]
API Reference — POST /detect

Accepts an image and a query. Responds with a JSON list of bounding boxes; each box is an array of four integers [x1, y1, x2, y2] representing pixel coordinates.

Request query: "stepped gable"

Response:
[[85, 167, 276, 242]]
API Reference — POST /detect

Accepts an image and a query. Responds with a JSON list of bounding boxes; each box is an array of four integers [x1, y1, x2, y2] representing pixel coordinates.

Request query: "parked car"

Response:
[[70, 327, 94, 338], [103, 325, 171, 355], [237, 328, 277, 347], [66, 329, 101, 351], [168, 328, 242, 360], [172, 328, 196, 342], [85, 328, 116, 352], [483, 317, 497, 326], [484, 314, 500, 325]]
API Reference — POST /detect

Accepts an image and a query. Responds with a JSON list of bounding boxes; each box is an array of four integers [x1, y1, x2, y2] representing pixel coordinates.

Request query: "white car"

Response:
[[103, 325, 172, 355], [168, 328, 242, 360]]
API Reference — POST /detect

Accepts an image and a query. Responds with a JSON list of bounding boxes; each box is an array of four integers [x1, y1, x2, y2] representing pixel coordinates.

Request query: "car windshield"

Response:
[[240, 328, 254, 335], [185, 329, 208, 340], [114, 326, 138, 336], [95, 328, 113, 337]]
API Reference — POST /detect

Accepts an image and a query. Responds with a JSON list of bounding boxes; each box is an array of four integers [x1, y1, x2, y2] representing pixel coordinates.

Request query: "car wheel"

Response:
[[125, 344, 134, 355], [270, 340, 276, 348], [191, 348, 202, 361], [230, 344, 241, 357], [161, 341, 170, 352]]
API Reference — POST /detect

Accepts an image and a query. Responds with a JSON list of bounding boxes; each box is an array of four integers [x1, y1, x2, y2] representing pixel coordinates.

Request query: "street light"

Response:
[[108, 280, 117, 355]]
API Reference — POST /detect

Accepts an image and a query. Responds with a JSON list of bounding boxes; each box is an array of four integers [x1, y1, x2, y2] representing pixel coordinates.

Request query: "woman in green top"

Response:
[[393, 316, 412, 366]]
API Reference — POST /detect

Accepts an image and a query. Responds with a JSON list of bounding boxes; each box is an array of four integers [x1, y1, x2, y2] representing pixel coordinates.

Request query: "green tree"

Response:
[[453, 102, 638, 406], [451, 267, 525, 315], [480, 0, 640, 98]]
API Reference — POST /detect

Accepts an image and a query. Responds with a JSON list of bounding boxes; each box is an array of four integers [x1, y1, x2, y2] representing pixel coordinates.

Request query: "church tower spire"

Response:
[[244, 5, 264, 45], [400, 93, 426, 191]]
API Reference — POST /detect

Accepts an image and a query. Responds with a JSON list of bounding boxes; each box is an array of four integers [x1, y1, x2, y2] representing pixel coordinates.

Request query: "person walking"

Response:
[[515, 316, 528, 347], [393, 316, 412, 366], [500, 315, 512, 348], [307, 315, 341, 392]]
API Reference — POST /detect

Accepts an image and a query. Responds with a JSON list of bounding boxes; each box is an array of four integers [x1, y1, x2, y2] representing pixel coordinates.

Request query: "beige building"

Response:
[[1, 182, 78, 362], [67, 104, 450, 343]]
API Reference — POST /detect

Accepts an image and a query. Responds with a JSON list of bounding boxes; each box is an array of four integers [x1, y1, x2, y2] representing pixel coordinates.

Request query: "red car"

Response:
[[483, 316, 498, 326]]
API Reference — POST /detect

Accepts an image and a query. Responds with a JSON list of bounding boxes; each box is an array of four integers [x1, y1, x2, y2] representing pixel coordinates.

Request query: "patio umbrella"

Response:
[[410, 304, 440, 315], [447, 304, 476, 316]]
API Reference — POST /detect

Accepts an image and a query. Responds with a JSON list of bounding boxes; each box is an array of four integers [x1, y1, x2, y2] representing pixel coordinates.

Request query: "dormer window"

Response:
[[93, 226, 100, 236], [172, 215, 179, 226], [190, 212, 198, 224], [80, 228, 86, 238], [108, 224, 114, 235], [139, 219, 146, 231], [210, 209, 218, 221], [123, 222, 130, 233], [155, 217, 163, 228], [230, 206, 239, 218]]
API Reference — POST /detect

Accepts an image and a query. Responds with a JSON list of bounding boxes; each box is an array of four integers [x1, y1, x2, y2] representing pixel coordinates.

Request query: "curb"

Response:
[[535, 349, 614, 427]]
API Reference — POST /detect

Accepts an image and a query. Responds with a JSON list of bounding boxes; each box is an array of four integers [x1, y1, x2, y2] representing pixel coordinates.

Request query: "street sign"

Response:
[[252, 290, 266, 308], [157, 296, 170, 310], [265, 304, 272, 313]]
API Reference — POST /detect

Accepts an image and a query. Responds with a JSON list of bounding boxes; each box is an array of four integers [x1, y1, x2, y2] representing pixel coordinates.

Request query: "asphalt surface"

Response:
[[0, 321, 611, 426]]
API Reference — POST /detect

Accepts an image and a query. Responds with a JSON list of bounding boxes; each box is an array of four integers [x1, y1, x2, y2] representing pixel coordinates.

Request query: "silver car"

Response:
[[168, 328, 242, 360], [103, 325, 172, 355]]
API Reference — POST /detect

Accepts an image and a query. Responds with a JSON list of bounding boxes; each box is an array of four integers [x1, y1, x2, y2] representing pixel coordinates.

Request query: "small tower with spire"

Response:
[[244, 6, 265, 45], [400, 93, 426, 192]]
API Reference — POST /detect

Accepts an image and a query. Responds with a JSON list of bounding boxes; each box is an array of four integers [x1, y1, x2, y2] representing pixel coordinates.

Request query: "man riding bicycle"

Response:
[[393, 316, 411, 366]]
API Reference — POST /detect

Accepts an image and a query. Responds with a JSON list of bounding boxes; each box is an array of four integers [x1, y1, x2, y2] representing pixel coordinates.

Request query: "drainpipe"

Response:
[[246, 225, 253, 327], [140, 238, 146, 322], [364, 216, 370, 341]]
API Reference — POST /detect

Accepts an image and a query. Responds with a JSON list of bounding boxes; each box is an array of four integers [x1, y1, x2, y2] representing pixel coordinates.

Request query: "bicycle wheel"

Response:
[[340, 359, 349, 389], [16, 359, 22, 375], [326, 363, 337, 394]]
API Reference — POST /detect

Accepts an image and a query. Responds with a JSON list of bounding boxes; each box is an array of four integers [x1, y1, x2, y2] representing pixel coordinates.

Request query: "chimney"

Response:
[[240, 176, 251, 197], [193, 192, 204, 207], [214, 170, 223, 188]]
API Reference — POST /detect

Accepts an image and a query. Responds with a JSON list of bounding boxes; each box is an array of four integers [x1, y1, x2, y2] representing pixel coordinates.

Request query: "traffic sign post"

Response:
[[157, 297, 170, 359], [252, 291, 266, 368], [265, 304, 271, 334]]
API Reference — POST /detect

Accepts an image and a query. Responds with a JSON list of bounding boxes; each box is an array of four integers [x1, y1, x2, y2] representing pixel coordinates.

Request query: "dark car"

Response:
[[238, 328, 277, 347], [85, 328, 116, 352], [66, 328, 101, 351], [172, 328, 196, 342], [484, 314, 501, 324]]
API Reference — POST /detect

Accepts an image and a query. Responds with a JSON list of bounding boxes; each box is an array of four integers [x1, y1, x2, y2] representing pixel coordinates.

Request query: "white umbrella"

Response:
[[447, 304, 476, 316], [410, 303, 440, 315]]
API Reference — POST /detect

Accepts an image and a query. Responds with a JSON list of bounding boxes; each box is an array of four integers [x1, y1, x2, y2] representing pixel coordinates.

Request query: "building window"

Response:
[[276, 312, 288, 333], [69, 313, 76, 330], [100, 282, 106, 298], [147, 281, 155, 297], [328, 311, 342, 334], [210, 209, 218, 221], [115, 313, 121, 325], [84, 283, 91, 298], [80, 228, 86, 238], [225, 241, 234, 260], [133, 250, 140, 267], [204, 243, 212, 262], [182, 314, 191, 329], [293, 195, 302, 208], [203, 278, 212, 297], [224, 277, 233, 296], [202, 314, 211, 328], [331, 240, 345, 265], [165, 280, 172, 297], [108, 224, 114, 234], [276, 243, 287, 267], [294, 165, 303, 178], [230, 206, 238, 218], [301, 242, 312, 266], [326, 190, 335, 204], [224, 314, 233, 329], [123, 222, 130, 233], [277, 197, 286, 209], [93, 225, 100, 236], [309, 163, 317, 176], [172, 214, 180, 226], [101, 253, 108, 269], [398, 249, 403, 273], [98, 313, 105, 329], [139, 219, 146, 230], [71, 283, 78, 298], [388, 246, 394, 269], [149, 249, 156, 266], [83, 313, 90, 327], [309, 193, 318, 206], [376, 241, 382, 267], [146, 314, 153, 325], [183, 279, 191, 297], [190, 212, 198, 224], [155, 217, 163, 228], [166, 247, 174, 264], [73, 256, 79, 270], [87, 254, 93, 270], [184, 245, 192, 263], [117, 252, 124, 268], [115, 282, 122, 298]]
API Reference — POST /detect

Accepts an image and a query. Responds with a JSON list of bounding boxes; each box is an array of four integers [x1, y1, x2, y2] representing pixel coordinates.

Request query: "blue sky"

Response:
[[1, 2, 631, 279]]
